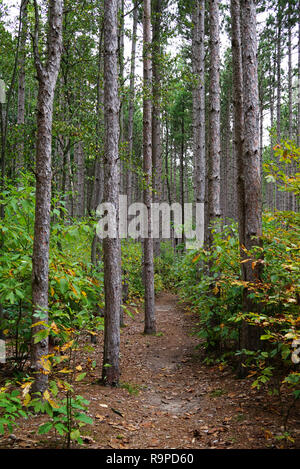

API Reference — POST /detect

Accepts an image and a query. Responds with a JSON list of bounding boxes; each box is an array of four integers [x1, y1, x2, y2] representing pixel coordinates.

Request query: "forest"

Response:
[[0, 0, 299, 452]]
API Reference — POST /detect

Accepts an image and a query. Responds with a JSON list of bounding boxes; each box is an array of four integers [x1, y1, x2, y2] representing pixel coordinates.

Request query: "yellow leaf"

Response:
[[23, 393, 31, 407], [76, 365, 83, 371], [58, 368, 73, 374], [22, 382, 33, 397], [43, 390, 50, 401], [61, 340, 74, 352], [31, 321, 47, 328], [70, 284, 78, 296], [48, 398, 60, 409], [50, 321, 59, 334], [40, 356, 51, 373]]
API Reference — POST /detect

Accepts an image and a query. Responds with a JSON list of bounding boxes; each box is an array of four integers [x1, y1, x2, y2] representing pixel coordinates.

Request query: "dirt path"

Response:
[[80, 291, 299, 449], [3, 292, 299, 449]]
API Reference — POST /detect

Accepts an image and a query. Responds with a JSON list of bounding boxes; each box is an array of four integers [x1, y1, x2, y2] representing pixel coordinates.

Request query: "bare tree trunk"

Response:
[[288, 18, 294, 212], [298, 2, 300, 149], [269, 51, 276, 211], [152, 0, 163, 257], [126, 0, 138, 206], [276, 9, 283, 210], [207, 0, 221, 249], [16, 0, 29, 174], [192, 0, 205, 246], [143, 0, 156, 334], [31, 0, 63, 394], [238, 0, 263, 372], [91, 8, 105, 214], [73, 141, 85, 217], [101, 0, 122, 386], [118, 0, 125, 195]]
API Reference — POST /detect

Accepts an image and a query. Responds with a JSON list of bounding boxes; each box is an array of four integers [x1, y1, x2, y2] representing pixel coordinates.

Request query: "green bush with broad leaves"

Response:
[[170, 212, 300, 414]]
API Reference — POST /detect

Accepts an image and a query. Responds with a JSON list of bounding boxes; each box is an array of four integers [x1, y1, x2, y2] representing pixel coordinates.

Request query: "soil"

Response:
[[0, 291, 299, 449]]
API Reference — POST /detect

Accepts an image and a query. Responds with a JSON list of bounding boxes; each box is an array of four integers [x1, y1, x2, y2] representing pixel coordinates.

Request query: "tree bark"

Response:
[[73, 141, 85, 217], [31, 0, 63, 394], [126, 0, 138, 206], [143, 0, 156, 334], [101, 0, 122, 386], [16, 0, 29, 174], [207, 0, 221, 249], [192, 0, 205, 246], [152, 0, 163, 257], [238, 0, 263, 372]]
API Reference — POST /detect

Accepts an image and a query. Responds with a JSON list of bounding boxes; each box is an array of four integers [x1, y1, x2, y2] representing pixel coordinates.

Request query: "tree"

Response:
[[207, 0, 221, 248], [126, 0, 138, 206], [231, 0, 245, 265], [152, 0, 163, 257], [192, 0, 205, 247], [16, 0, 29, 174], [143, 0, 156, 334], [31, 0, 63, 394], [238, 0, 263, 373], [101, 0, 122, 386]]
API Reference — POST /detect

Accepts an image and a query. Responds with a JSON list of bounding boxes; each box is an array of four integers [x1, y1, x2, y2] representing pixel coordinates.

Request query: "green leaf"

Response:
[[38, 422, 53, 435], [75, 372, 87, 382], [75, 413, 93, 425], [33, 328, 49, 344]]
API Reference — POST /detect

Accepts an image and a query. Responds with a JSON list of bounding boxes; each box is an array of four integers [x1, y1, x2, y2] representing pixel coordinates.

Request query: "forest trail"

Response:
[[76, 292, 299, 450], [4, 292, 298, 449]]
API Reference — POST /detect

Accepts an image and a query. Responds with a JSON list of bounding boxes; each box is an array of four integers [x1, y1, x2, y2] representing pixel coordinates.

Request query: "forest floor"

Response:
[[1, 291, 299, 449]]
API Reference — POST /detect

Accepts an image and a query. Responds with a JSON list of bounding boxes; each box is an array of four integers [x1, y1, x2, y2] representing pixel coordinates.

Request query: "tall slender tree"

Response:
[[126, 0, 138, 206], [207, 0, 221, 248], [238, 0, 263, 373], [101, 0, 122, 386], [143, 0, 156, 334], [192, 0, 205, 247], [152, 0, 163, 257], [31, 0, 63, 394]]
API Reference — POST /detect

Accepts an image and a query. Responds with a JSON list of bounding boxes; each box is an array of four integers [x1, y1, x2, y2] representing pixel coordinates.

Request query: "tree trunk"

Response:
[[31, 0, 63, 394], [101, 0, 122, 386], [16, 0, 29, 174], [239, 0, 263, 373], [152, 0, 163, 257], [126, 0, 138, 206], [207, 0, 221, 249], [143, 0, 156, 334], [192, 0, 205, 247], [73, 141, 85, 217]]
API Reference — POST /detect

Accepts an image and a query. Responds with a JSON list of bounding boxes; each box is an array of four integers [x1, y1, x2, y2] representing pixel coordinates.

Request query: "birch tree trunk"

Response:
[[102, 0, 122, 386], [31, 0, 63, 394], [143, 0, 156, 334]]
